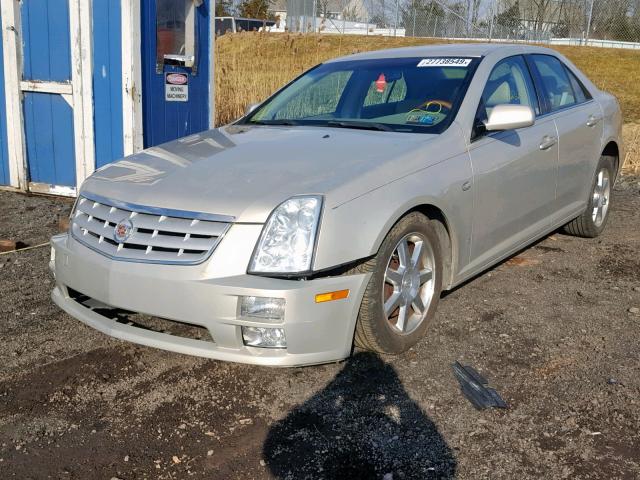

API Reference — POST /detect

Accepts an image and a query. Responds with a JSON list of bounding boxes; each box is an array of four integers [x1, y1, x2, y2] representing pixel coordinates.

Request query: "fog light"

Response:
[[242, 326, 286, 348], [239, 296, 285, 323]]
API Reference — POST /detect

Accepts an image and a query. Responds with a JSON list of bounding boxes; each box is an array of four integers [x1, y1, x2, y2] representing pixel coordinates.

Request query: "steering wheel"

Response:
[[418, 99, 453, 114]]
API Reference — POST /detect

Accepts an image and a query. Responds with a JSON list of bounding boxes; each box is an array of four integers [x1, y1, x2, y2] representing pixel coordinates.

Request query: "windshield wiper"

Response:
[[249, 119, 299, 126], [326, 120, 394, 132]]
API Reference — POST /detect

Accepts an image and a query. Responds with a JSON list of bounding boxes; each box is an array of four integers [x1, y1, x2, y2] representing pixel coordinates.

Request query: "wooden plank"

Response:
[[69, 0, 95, 188], [0, 8, 9, 186], [20, 80, 73, 95], [0, 0, 27, 190], [121, 0, 143, 156]]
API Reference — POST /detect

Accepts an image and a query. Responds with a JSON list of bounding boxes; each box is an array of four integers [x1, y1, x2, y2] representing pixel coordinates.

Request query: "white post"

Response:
[[1, 0, 27, 190], [585, 0, 595, 44], [488, 7, 494, 41], [342, 0, 346, 33], [393, 0, 399, 36], [412, 1, 416, 37], [70, 0, 95, 189], [312, 0, 317, 32], [121, 0, 144, 155]]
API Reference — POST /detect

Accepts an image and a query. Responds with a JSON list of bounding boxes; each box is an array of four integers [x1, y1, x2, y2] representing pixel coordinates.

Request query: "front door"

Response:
[[141, 0, 211, 148], [20, 0, 76, 194], [467, 55, 558, 272]]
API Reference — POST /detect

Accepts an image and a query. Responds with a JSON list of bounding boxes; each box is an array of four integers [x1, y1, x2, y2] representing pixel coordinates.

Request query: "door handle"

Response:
[[586, 114, 602, 127], [539, 135, 557, 150]]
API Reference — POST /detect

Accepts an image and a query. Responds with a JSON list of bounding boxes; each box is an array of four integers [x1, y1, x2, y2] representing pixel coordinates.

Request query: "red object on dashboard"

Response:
[[375, 73, 386, 93]]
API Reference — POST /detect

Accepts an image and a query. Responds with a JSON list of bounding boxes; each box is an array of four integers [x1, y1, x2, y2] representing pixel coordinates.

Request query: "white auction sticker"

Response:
[[165, 73, 189, 102], [417, 58, 472, 67]]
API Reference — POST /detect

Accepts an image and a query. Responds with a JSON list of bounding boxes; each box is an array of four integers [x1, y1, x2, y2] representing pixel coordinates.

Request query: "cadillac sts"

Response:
[[50, 44, 623, 366]]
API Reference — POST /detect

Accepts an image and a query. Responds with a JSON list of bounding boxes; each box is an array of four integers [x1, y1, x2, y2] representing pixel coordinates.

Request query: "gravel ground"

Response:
[[0, 178, 639, 480]]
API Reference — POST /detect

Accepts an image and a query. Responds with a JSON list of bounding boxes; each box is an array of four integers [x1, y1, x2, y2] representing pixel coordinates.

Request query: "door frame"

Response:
[[121, 0, 144, 156], [1, 0, 26, 190], [1, 0, 95, 196]]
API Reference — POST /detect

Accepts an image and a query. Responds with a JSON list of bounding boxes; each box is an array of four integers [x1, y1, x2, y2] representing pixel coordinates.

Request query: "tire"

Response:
[[563, 155, 615, 238], [354, 212, 443, 355]]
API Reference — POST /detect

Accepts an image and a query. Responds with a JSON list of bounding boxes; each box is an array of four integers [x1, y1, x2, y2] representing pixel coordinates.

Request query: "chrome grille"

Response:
[[70, 195, 233, 264]]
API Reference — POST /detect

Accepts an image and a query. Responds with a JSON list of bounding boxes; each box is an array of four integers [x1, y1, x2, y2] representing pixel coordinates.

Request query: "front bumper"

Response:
[[50, 230, 370, 367]]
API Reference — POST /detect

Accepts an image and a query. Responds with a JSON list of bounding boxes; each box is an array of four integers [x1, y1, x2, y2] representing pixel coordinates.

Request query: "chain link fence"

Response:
[[269, 0, 640, 48]]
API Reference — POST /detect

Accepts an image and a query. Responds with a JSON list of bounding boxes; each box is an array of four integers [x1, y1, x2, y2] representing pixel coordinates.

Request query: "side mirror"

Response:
[[484, 104, 534, 131], [245, 102, 260, 116]]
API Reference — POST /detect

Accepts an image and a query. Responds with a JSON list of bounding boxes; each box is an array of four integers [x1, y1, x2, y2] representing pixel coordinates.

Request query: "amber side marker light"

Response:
[[315, 289, 350, 303]]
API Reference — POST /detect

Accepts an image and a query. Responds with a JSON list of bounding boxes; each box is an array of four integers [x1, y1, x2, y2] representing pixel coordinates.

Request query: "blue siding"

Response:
[[92, 0, 124, 167], [141, 0, 211, 148], [23, 93, 76, 186], [0, 10, 9, 186], [21, 0, 71, 82]]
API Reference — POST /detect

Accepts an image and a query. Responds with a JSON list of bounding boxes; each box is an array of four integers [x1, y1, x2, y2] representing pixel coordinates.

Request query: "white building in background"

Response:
[[269, 0, 378, 34]]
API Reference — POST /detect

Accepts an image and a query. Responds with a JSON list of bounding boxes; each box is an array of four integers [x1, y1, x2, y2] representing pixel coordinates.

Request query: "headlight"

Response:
[[248, 195, 323, 274]]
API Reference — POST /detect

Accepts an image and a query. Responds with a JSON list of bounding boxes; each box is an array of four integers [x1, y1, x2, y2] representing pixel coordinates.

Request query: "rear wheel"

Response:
[[354, 212, 443, 354], [563, 156, 614, 238]]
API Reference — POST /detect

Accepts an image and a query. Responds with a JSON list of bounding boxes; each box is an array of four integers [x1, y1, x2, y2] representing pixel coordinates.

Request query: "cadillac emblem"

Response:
[[114, 219, 133, 243]]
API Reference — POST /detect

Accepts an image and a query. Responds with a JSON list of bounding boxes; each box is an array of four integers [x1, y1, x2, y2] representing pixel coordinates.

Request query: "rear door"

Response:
[[467, 55, 558, 272], [528, 54, 604, 222]]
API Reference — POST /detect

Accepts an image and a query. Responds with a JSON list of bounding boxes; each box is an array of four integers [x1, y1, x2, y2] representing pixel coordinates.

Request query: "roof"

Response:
[[325, 43, 555, 63]]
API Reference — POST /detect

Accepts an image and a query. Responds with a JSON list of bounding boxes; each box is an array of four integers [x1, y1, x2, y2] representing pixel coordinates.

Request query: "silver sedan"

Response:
[[50, 43, 623, 366]]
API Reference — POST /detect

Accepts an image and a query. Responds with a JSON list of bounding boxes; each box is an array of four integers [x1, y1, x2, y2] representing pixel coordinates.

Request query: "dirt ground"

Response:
[[0, 177, 639, 480]]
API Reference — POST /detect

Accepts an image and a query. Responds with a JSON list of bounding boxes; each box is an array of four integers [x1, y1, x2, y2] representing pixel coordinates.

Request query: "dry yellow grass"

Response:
[[214, 33, 640, 171]]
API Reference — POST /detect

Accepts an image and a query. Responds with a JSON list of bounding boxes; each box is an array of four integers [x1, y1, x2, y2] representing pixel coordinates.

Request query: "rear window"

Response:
[[565, 67, 592, 104], [531, 55, 581, 112]]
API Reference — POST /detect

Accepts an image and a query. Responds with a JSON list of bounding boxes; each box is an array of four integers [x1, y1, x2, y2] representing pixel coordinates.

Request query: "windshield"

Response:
[[243, 56, 480, 134]]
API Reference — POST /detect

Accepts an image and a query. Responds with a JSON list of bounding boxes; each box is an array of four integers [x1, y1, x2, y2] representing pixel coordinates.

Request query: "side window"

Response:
[[565, 66, 592, 104], [479, 55, 540, 121], [531, 55, 577, 112]]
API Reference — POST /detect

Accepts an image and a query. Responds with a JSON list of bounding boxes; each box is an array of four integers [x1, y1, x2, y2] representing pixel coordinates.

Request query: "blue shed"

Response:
[[0, 0, 215, 196]]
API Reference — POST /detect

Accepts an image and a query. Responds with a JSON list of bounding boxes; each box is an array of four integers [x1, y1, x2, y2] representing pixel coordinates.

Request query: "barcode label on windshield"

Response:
[[417, 58, 472, 67]]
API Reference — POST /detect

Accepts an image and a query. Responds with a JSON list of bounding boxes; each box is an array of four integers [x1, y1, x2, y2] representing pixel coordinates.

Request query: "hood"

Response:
[[82, 125, 437, 223]]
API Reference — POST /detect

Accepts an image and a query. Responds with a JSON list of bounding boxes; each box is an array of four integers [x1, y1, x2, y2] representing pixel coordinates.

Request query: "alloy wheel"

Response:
[[592, 168, 611, 227], [382, 233, 436, 334]]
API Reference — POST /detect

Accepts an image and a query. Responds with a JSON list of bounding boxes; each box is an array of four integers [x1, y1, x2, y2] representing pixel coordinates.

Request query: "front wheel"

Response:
[[354, 212, 443, 354], [563, 156, 614, 238]]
